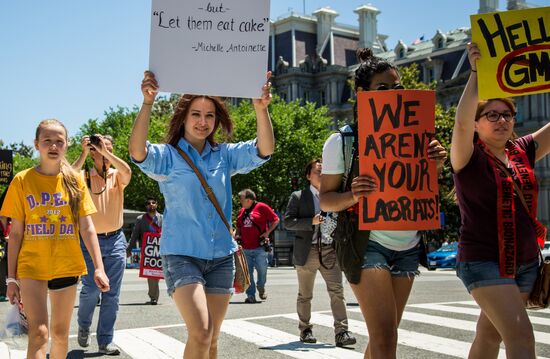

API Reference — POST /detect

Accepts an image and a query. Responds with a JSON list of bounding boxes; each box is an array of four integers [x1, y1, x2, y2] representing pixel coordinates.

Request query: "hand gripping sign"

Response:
[[471, 7, 550, 99], [139, 232, 164, 279], [357, 90, 440, 231]]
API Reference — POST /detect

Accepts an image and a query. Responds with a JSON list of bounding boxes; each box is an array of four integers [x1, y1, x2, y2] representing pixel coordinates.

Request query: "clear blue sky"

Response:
[[2, 0, 548, 146]]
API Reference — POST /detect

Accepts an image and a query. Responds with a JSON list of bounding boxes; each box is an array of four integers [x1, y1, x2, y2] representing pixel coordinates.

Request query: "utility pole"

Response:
[[303, 0, 306, 14]]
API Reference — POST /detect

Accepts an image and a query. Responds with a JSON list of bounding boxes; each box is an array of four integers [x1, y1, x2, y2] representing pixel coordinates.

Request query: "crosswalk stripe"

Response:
[[222, 318, 363, 358], [409, 303, 550, 326], [302, 312, 510, 359], [114, 328, 185, 359], [347, 307, 550, 344], [424, 300, 550, 315]]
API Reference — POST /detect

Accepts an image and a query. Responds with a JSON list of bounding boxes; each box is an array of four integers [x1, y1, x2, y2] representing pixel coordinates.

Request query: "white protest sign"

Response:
[[149, 0, 271, 98]]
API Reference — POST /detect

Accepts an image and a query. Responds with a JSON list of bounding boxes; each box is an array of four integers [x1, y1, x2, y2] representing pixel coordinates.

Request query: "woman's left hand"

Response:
[[253, 71, 272, 110], [427, 139, 448, 170]]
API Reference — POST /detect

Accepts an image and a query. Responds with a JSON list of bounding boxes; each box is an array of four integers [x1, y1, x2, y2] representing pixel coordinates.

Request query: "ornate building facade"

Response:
[[268, 0, 550, 225]]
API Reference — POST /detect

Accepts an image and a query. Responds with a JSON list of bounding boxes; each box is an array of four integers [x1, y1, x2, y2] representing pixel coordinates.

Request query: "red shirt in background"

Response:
[[237, 202, 279, 249]]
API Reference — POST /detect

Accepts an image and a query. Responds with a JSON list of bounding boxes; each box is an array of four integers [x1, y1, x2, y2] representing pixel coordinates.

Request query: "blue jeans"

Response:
[[162, 254, 235, 295], [456, 260, 539, 293], [361, 240, 421, 277], [244, 248, 268, 297], [78, 231, 126, 346]]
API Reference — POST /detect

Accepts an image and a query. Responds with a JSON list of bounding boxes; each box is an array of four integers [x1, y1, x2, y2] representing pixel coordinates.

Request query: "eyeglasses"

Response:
[[479, 110, 516, 122], [376, 83, 405, 91]]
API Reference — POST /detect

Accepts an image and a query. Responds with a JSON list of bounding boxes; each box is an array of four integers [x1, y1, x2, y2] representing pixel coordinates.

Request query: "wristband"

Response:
[[143, 102, 154, 106], [6, 278, 19, 287], [471, 69, 477, 72]]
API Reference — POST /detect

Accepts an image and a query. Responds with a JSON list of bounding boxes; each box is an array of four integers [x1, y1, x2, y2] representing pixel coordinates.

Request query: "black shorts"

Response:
[[48, 276, 79, 290]]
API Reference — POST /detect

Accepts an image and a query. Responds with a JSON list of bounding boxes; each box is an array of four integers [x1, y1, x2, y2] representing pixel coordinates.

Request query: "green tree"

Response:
[[227, 96, 333, 214]]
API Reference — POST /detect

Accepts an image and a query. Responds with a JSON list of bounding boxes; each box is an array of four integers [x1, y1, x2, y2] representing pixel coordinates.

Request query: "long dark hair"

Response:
[[165, 95, 233, 147]]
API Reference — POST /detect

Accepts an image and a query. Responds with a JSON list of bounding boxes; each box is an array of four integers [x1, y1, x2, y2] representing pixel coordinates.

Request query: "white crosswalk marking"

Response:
[[2, 300, 550, 358], [221, 318, 363, 358], [114, 328, 185, 359], [409, 302, 550, 326]]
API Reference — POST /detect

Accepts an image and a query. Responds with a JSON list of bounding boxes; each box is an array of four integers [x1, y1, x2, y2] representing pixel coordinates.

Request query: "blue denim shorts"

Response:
[[361, 240, 421, 277], [162, 254, 235, 296], [456, 260, 539, 293]]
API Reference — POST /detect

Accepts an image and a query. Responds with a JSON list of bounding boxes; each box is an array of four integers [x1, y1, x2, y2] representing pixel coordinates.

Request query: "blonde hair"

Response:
[[35, 119, 81, 221]]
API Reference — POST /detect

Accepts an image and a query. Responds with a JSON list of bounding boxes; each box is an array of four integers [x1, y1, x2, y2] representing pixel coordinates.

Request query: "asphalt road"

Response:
[[1, 266, 549, 358]]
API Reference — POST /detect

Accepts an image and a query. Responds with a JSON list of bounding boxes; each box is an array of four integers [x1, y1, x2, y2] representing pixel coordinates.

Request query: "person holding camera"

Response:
[[235, 188, 279, 303], [284, 159, 356, 347], [72, 133, 132, 355]]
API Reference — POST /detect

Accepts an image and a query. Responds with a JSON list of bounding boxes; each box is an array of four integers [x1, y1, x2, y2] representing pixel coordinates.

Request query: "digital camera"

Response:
[[259, 238, 272, 252], [89, 134, 101, 146]]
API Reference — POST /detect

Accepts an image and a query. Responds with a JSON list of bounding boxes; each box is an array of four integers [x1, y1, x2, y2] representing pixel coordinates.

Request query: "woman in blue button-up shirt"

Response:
[[129, 71, 274, 359]]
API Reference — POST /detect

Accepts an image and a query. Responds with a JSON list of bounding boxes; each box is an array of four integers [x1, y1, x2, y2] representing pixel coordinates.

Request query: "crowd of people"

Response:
[[0, 40, 548, 359]]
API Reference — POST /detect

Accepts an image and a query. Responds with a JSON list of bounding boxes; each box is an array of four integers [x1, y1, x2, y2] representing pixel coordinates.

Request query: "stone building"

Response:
[[268, 0, 550, 225]]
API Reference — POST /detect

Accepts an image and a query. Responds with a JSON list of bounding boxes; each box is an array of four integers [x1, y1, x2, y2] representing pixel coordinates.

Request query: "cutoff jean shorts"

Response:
[[456, 259, 539, 293], [162, 254, 235, 296], [361, 240, 421, 277]]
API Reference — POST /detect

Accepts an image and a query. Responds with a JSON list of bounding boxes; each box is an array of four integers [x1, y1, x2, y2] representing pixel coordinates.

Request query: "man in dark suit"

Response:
[[284, 159, 356, 347]]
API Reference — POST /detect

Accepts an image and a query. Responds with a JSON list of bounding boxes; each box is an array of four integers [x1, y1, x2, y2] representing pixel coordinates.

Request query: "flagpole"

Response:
[[303, 0, 306, 14]]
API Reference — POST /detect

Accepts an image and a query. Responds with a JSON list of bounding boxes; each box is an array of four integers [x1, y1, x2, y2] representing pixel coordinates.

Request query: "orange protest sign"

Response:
[[357, 90, 440, 230]]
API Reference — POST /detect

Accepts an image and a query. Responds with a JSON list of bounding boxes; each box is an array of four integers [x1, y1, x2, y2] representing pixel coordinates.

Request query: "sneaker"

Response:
[[77, 326, 90, 348], [150, 299, 158, 305], [98, 343, 121, 355], [258, 287, 267, 300], [299, 328, 317, 343], [335, 330, 356, 347], [0, 295, 8, 302], [244, 295, 257, 303]]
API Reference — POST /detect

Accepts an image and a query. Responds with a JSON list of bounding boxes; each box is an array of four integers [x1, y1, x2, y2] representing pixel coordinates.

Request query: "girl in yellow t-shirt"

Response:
[[0, 119, 110, 359]]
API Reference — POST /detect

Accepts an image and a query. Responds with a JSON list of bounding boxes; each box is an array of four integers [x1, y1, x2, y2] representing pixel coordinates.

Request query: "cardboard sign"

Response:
[[357, 90, 440, 230], [149, 0, 271, 98], [0, 150, 13, 185], [471, 7, 550, 99], [139, 232, 164, 279]]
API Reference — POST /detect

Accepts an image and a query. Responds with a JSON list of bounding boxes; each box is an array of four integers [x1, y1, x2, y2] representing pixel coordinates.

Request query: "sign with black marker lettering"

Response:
[[471, 7, 550, 99], [0, 150, 13, 185], [357, 90, 440, 230], [149, 0, 270, 98]]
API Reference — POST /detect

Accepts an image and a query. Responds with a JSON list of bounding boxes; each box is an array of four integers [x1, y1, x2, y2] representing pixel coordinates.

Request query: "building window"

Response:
[[319, 90, 326, 106], [437, 38, 444, 49], [399, 48, 405, 59]]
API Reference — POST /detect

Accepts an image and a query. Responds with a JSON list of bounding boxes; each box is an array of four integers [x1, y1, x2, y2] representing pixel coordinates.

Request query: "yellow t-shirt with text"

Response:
[[0, 168, 96, 280]]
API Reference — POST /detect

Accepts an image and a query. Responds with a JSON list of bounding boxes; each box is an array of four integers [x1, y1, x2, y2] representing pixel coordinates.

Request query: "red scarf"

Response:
[[143, 213, 161, 234], [479, 139, 545, 278]]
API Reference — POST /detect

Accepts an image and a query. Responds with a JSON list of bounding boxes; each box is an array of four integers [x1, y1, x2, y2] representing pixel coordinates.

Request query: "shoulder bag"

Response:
[[176, 146, 251, 294]]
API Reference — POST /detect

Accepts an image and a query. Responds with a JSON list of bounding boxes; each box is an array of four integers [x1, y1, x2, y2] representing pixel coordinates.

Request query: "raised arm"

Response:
[[129, 71, 159, 162], [252, 71, 275, 158], [532, 122, 550, 162], [450, 43, 479, 173], [72, 136, 91, 171]]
